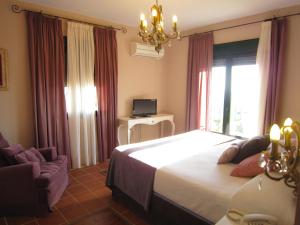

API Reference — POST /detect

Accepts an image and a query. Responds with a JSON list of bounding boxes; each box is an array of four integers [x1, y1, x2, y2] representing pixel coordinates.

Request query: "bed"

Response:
[[106, 130, 251, 224], [107, 130, 296, 225]]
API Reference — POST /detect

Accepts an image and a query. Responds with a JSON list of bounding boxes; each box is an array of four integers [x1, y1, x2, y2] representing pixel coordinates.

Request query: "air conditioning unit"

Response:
[[130, 42, 164, 59]]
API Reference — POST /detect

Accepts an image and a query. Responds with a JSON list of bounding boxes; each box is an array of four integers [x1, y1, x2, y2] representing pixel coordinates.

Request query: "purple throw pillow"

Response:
[[15, 152, 30, 164], [15, 148, 46, 164], [30, 148, 46, 162], [0, 144, 24, 165], [24, 150, 40, 162], [0, 132, 9, 148], [231, 135, 270, 164]]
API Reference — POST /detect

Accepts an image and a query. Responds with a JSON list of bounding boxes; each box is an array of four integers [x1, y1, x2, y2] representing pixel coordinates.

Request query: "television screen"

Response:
[[132, 99, 157, 117]]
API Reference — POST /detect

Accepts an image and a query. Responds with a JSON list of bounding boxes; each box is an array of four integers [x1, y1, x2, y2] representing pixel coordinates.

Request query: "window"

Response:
[[209, 39, 259, 138], [63, 36, 98, 114]]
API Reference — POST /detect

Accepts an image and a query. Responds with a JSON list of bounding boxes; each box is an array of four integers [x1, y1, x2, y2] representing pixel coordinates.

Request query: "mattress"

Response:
[[153, 138, 250, 223], [114, 130, 250, 222]]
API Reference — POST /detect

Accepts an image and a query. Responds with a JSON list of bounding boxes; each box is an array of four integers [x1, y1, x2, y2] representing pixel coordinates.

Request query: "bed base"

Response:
[[112, 187, 213, 225]]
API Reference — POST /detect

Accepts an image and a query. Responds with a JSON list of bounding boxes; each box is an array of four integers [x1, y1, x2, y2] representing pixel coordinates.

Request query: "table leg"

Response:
[[160, 122, 164, 137], [117, 125, 121, 145], [128, 128, 131, 144], [170, 120, 175, 135]]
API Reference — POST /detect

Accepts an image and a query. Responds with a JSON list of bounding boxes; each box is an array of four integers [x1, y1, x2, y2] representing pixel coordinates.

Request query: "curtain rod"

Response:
[[11, 4, 127, 33], [181, 11, 300, 39]]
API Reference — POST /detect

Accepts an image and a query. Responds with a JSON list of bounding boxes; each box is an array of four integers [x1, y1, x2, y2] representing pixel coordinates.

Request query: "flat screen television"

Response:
[[132, 99, 157, 117]]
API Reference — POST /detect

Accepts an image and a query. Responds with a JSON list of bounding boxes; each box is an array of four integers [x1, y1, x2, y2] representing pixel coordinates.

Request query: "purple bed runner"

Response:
[[106, 147, 156, 210], [106, 132, 236, 211]]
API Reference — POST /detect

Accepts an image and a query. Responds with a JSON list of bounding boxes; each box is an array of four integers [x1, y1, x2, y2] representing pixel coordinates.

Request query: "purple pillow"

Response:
[[231, 135, 270, 164], [0, 132, 9, 148], [15, 152, 30, 164], [29, 148, 46, 162], [15, 148, 46, 164], [0, 144, 24, 165]]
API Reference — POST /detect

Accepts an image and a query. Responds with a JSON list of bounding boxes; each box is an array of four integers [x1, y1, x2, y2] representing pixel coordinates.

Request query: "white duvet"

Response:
[[115, 130, 250, 223]]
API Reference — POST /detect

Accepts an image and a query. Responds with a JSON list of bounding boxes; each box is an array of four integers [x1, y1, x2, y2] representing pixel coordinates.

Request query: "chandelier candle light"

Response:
[[261, 118, 300, 195], [138, 0, 180, 53]]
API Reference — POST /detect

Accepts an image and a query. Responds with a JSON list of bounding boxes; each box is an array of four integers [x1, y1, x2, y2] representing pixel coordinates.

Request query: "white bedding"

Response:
[[115, 130, 250, 223], [153, 139, 250, 223]]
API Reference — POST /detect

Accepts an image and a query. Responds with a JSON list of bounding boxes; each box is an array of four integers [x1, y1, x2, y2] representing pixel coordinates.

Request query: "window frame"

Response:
[[212, 39, 259, 137]]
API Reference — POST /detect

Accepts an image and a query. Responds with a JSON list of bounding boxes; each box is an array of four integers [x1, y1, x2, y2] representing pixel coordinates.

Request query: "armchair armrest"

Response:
[[0, 163, 41, 183], [37, 147, 57, 161], [0, 163, 41, 209]]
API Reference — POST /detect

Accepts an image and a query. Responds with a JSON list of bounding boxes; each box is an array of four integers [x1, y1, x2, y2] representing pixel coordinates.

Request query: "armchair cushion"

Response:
[[36, 155, 67, 188], [0, 144, 24, 165], [35, 155, 69, 208]]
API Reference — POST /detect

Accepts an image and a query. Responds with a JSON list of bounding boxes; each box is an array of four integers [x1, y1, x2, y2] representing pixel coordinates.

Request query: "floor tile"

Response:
[[5, 216, 36, 225], [76, 174, 96, 183], [67, 184, 89, 195], [72, 209, 121, 225], [93, 186, 112, 198], [60, 203, 88, 223], [82, 178, 104, 188], [82, 197, 112, 213], [110, 201, 129, 214], [70, 170, 88, 177], [72, 191, 95, 204], [0, 218, 6, 225], [3, 163, 150, 225], [55, 196, 78, 210], [23, 222, 39, 225], [123, 211, 146, 225], [38, 210, 66, 225]]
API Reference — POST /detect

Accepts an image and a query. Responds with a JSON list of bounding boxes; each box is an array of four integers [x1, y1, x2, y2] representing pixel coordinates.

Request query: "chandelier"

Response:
[[260, 118, 300, 195], [138, 0, 180, 53]]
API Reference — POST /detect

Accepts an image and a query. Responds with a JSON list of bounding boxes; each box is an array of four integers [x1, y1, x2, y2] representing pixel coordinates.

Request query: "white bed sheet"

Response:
[[116, 130, 250, 223], [153, 140, 250, 223]]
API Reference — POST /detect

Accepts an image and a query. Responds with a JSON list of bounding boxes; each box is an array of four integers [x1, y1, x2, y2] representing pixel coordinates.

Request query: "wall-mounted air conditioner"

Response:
[[130, 42, 164, 59]]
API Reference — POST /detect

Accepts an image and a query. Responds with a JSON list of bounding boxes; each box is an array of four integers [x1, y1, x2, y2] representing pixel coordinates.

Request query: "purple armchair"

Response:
[[0, 133, 69, 216]]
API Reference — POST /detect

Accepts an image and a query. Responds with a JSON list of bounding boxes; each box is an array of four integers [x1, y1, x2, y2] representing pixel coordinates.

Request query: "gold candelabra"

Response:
[[138, 0, 180, 53], [261, 118, 300, 194]]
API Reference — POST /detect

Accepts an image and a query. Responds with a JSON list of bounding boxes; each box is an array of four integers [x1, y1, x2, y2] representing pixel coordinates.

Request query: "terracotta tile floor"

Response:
[[1, 162, 149, 225]]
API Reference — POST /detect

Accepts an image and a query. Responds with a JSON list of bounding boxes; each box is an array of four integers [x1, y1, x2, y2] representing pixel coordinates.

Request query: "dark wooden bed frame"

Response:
[[112, 186, 300, 225], [112, 187, 213, 225]]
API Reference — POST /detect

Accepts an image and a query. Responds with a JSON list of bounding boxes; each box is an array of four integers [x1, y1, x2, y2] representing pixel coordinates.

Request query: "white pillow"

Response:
[[229, 174, 297, 225]]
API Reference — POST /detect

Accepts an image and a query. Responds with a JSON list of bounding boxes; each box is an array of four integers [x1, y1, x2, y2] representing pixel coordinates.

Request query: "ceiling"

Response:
[[20, 0, 300, 31]]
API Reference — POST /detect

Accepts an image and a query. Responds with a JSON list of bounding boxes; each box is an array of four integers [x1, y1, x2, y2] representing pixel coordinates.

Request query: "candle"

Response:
[[270, 124, 280, 160], [142, 19, 148, 28], [172, 15, 178, 32], [172, 15, 178, 23], [151, 8, 157, 17], [284, 117, 293, 149]]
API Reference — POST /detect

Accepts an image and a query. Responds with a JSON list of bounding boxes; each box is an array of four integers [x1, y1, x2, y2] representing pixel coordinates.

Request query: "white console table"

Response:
[[215, 216, 237, 225], [117, 114, 175, 145]]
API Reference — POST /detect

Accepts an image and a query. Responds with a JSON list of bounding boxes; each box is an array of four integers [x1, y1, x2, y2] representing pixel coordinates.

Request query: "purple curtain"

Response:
[[27, 12, 71, 167], [0, 55, 2, 86], [296, 187, 300, 225], [186, 32, 213, 131], [94, 28, 118, 161], [263, 18, 287, 133]]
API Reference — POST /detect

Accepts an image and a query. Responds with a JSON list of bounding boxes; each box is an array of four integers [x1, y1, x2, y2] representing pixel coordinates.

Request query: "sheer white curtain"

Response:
[[67, 22, 98, 169], [256, 21, 272, 135]]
